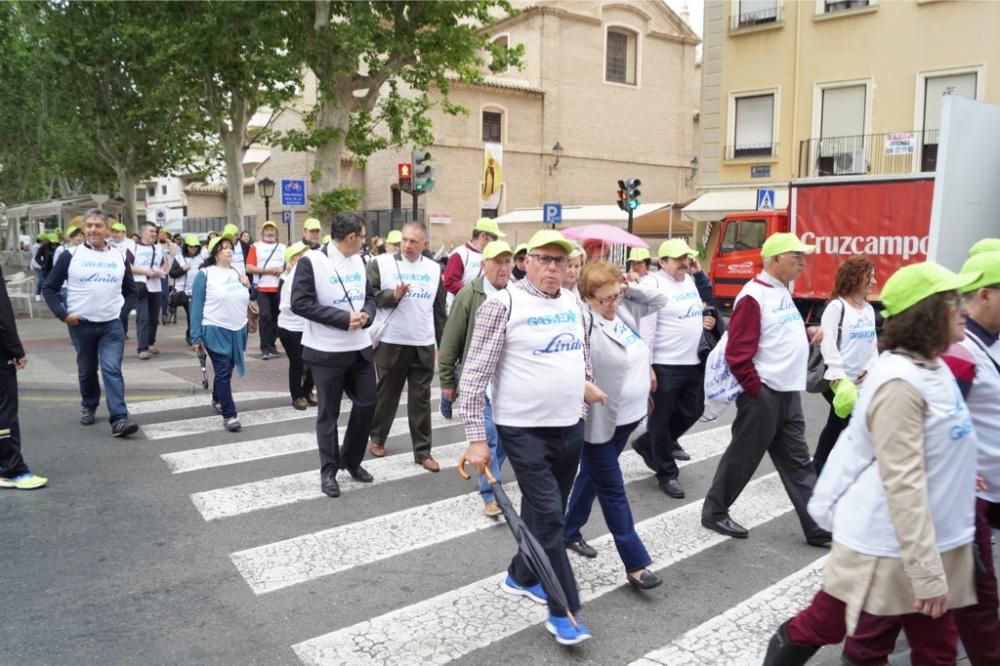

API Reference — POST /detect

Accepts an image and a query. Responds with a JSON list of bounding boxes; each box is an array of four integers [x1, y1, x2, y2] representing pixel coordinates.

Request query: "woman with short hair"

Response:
[[763, 261, 982, 665], [563, 261, 668, 590], [189, 237, 250, 432]]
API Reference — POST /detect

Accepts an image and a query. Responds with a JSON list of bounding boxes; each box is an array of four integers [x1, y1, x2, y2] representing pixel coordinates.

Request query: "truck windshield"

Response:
[[720, 219, 766, 253]]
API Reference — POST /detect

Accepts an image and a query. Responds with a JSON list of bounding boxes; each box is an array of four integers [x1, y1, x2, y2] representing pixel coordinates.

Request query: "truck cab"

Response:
[[708, 210, 788, 310]]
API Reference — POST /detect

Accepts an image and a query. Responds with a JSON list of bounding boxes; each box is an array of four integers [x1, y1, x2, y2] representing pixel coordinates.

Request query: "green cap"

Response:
[[322, 234, 331, 245], [207, 236, 228, 254], [628, 247, 651, 262], [657, 238, 697, 259], [482, 240, 513, 260], [221, 223, 240, 240], [284, 242, 308, 265], [514, 243, 528, 256], [960, 251, 1000, 292], [35, 232, 46, 241], [261, 220, 278, 230], [46, 232, 59, 243], [880, 261, 981, 318], [761, 232, 815, 258], [385, 230, 402, 244], [66, 225, 82, 238], [474, 218, 506, 238], [111, 222, 127, 232], [526, 229, 573, 254], [969, 238, 1000, 257], [303, 218, 321, 231], [184, 234, 200, 247]]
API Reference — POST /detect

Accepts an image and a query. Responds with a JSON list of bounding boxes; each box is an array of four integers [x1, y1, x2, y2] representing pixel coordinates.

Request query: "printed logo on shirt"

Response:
[[81, 260, 121, 270], [672, 290, 700, 302], [527, 310, 577, 327], [533, 332, 584, 355], [332, 288, 365, 305], [397, 271, 433, 283], [80, 273, 122, 284], [848, 315, 876, 340], [611, 320, 641, 347], [679, 304, 703, 320], [328, 271, 364, 285], [773, 296, 802, 325]]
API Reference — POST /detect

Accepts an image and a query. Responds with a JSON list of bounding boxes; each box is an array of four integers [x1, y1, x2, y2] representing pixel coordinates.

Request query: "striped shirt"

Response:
[[458, 279, 593, 442]]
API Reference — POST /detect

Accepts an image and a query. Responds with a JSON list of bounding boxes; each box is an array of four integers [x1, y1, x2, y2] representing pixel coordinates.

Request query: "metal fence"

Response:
[[180, 216, 256, 234], [352, 208, 425, 240], [797, 130, 940, 177], [730, 3, 783, 30]]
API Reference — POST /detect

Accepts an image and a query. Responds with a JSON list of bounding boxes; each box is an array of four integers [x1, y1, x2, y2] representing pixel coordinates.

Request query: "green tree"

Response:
[[284, 0, 522, 202]]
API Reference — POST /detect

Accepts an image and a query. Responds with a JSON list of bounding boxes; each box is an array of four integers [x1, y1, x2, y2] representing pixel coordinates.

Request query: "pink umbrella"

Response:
[[561, 224, 648, 248]]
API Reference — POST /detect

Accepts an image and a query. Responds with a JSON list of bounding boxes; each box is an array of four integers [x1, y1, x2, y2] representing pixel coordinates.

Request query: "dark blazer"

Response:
[[0, 266, 26, 364]]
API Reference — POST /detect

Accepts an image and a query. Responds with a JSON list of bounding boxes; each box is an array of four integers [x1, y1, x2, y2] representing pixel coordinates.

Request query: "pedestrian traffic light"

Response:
[[626, 178, 641, 210], [398, 162, 412, 193], [616, 180, 628, 211], [412, 149, 434, 193]]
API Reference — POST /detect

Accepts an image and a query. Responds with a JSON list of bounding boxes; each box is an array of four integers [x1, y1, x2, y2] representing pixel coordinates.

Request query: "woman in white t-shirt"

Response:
[[813, 256, 879, 473]]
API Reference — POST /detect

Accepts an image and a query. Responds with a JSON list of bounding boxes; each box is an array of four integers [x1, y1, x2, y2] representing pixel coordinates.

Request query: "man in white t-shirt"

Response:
[[130, 222, 168, 359], [442, 218, 504, 308], [366, 222, 447, 471], [702, 233, 831, 547]]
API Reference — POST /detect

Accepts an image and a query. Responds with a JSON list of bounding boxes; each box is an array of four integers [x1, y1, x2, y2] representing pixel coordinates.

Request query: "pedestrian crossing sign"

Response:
[[756, 189, 775, 211]]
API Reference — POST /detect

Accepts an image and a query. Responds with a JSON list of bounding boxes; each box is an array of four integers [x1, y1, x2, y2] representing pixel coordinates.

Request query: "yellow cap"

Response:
[[303, 218, 322, 231], [526, 229, 573, 254], [628, 247, 651, 262], [474, 218, 506, 238], [284, 242, 308, 265], [221, 223, 240, 240], [322, 234, 331, 245], [184, 234, 200, 247], [657, 239, 697, 259], [385, 230, 403, 244], [66, 225, 83, 238], [959, 251, 1000, 292], [483, 240, 513, 260], [761, 233, 815, 258], [969, 238, 1000, 257], [261, 220, 278, 230], [881, 261, 980, 318]]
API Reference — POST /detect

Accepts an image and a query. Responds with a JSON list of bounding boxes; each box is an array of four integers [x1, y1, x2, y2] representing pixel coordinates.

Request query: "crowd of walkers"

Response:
[[4, 207, 1000, 660]]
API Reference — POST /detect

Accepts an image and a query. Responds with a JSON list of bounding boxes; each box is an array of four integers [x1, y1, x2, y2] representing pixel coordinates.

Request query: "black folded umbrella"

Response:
[[459, 456, 579, 628], [197, 347, 209, 390]]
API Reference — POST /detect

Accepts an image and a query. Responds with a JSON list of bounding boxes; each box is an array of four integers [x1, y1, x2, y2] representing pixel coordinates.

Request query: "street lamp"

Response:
[[257, 177, 275, 229], [548, 141, 564, 175]]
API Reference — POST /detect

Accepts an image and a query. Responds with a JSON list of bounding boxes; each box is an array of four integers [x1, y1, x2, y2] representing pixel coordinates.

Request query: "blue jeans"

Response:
[[160, 278, 169, 316], [32, 268, 45, 295], [68, 320, 128, 424], [478, 397, 506, 504], [207, 347, 237, 419], [564, 420, 652, 572]]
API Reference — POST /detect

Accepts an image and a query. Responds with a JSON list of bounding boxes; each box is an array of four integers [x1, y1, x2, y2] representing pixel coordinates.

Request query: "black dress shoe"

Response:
[[565, 539, 598, 559], [806, 530, 832, 548], [321, 468, 341, 498], [627, 569, 663, 591], [762, 620, 819, 666], [631, 433, 655, 471], [658, 478, 685, 499], [345, 465, 374, 483], [701, 515, 749, 538], [670, 441, 691, 462]]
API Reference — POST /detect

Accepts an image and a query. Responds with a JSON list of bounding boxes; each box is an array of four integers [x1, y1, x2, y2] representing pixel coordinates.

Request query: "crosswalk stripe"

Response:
[[191, 441, 470, 521], [128, 391, 288, 415], [141, 388, 442, 439], [232, 426, 732, 594], [629, 558, 825, 666], [162, 410, 458, 473], [291, 472, 794, 666]]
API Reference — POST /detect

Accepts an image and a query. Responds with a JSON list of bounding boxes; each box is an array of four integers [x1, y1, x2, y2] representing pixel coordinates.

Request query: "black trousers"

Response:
[[308, 349, 377, 474], [498, 420, 585, 616], [703, 386, 825, 539], [257, 290, 280, 353], [0, 364, 29, 478], [135, 284, 160, 352], [647, 363, 704, 481], [278, 328, 314, 401], [812, 389, 849, 475]]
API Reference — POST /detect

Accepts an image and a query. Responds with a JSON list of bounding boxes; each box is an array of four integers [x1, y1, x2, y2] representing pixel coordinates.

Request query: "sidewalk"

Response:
[[13, 308, 292, 396]]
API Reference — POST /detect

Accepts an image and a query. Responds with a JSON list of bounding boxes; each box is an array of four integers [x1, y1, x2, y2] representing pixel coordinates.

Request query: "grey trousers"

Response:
[[703, 385, 825, 539]]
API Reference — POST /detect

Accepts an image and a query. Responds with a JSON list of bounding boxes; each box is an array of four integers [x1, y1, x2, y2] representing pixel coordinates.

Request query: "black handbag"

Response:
[[698, 306, 725, 363], [168, 258, 186, 279]]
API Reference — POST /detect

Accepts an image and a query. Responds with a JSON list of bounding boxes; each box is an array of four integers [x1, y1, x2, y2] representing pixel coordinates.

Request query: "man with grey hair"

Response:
[[366, 222, 447, 471], [130, 221, 168, 359], [43, 209, 139, 437]]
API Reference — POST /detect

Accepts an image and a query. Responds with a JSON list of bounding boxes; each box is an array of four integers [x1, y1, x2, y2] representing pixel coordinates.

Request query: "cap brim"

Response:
[[950, 270, 983, 292], [529, 239, 573, 254], [262, 222, 277, 229], [661, 250, 698, 259]]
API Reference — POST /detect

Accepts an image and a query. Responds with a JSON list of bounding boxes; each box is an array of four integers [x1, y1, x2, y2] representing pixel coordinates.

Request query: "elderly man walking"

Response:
[[439, 240, 513, 516], [443, 218, 505, 307], [459, 229, 607, 646], [701, 233, 831, 546], [43, 209, 139, 437], [246, 221, 286, 360], [367, 222, 446, 471]]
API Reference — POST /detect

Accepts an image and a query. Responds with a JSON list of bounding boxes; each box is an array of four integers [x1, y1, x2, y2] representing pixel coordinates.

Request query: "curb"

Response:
[[19, 381, 203, 395]]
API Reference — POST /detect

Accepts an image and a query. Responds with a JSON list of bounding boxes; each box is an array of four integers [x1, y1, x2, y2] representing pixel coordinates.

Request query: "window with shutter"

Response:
[[734, 94, 774, 157], [922, 72, 977, 171], [737, 0, 779, 27], [482, 111, 502, 143], [605, 29, 636, 85]]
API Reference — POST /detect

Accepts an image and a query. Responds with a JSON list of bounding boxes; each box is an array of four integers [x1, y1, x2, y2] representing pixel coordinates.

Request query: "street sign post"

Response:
[[281, 180, 306, 207], [543, 203, 562, 229], [280, 210, 293, 243], [756, 188, 776, 211]]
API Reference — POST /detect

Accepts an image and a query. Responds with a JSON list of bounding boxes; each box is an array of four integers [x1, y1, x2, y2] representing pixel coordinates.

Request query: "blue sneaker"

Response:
[[545, 614, 592, 646], [500, 575, 547, 604], [439, 395, 453, 419]]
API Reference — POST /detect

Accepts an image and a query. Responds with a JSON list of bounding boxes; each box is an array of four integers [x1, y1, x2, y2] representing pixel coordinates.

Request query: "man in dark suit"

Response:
[[291, 213, 378, 498]]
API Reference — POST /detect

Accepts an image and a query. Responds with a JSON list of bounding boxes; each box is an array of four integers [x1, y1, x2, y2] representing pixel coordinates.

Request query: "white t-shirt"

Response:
[[821, 298, 879, 382], [959, 332, 1000, 502], [375, 253, 441, 347], [199, 266, 249, 331], [65, 244, 126, 322], [132, 243, 164, 291], [278, 264, 307, 333], [651, 273, 703, 366]]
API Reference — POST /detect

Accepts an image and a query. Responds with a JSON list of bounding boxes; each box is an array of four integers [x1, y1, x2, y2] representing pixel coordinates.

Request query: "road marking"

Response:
[[630, 558, 825, 666], [191, 441, 469, 521], [141, 388, 442, 439], [232, 427, 731, 594], [291, 472, 794, 666], [162, 410, 457, 473], [128, 391, 288, 414]]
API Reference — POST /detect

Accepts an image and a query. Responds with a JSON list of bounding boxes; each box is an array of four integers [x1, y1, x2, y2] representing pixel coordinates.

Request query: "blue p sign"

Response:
[[543, 203, 562, 225]]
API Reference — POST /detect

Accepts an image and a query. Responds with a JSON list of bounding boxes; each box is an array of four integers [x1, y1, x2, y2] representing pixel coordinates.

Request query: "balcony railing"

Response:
[[797, 130, 941, 178], [725, 142, 780, 160], [353, 208, 424, 240], [731, 4, 783, 31]]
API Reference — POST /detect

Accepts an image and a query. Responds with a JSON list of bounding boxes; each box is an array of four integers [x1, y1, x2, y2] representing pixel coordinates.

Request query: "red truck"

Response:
[[708, 174, 935, 319]]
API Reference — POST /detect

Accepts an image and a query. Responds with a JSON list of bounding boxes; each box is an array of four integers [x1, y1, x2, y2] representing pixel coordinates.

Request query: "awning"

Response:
[[493, 203, 690, 236], [682, 187, 788, 222]]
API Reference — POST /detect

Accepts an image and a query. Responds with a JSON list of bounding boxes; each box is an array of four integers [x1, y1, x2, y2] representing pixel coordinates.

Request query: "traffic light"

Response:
[[625, 178, 641, 210], [398, 162, 412, 193], [412, 149, 434, 193], [616, 179, 628, 211]]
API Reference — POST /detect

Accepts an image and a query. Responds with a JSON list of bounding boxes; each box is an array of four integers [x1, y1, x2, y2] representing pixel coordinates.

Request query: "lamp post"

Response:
[[257, 176, 275, 239]]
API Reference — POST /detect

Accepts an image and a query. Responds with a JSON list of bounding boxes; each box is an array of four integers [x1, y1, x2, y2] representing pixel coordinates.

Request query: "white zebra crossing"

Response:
[[231, 426, 732, 594], [291, 472, 794, 666], [128, 391, 288, 415], [630, 558, 825, 666]]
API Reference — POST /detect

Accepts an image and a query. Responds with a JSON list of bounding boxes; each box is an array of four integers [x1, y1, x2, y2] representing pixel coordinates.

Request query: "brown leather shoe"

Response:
[[420, 457, 440, 472], [369, 441, 385, 457]]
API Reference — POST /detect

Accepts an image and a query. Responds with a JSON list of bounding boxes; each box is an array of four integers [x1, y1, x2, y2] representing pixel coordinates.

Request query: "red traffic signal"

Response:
[[398, 162, 412, 193]]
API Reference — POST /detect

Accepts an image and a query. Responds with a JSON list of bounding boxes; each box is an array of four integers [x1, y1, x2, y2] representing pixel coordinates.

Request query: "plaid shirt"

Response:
[[458, 279, 593, 442]]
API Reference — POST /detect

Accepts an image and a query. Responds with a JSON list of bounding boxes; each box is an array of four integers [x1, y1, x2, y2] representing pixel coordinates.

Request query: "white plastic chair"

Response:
[[5, 273, 35, 318]]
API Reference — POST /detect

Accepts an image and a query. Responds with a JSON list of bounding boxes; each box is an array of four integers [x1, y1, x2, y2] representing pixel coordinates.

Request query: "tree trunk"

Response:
[[115, 168, 138, 231], [312, 89, 350, 194], [221, 127, 245, 227]]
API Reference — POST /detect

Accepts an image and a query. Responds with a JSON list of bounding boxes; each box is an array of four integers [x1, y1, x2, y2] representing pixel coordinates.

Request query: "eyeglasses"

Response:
[[529, 253, 569, 267], [593, 292, 624, 306]]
